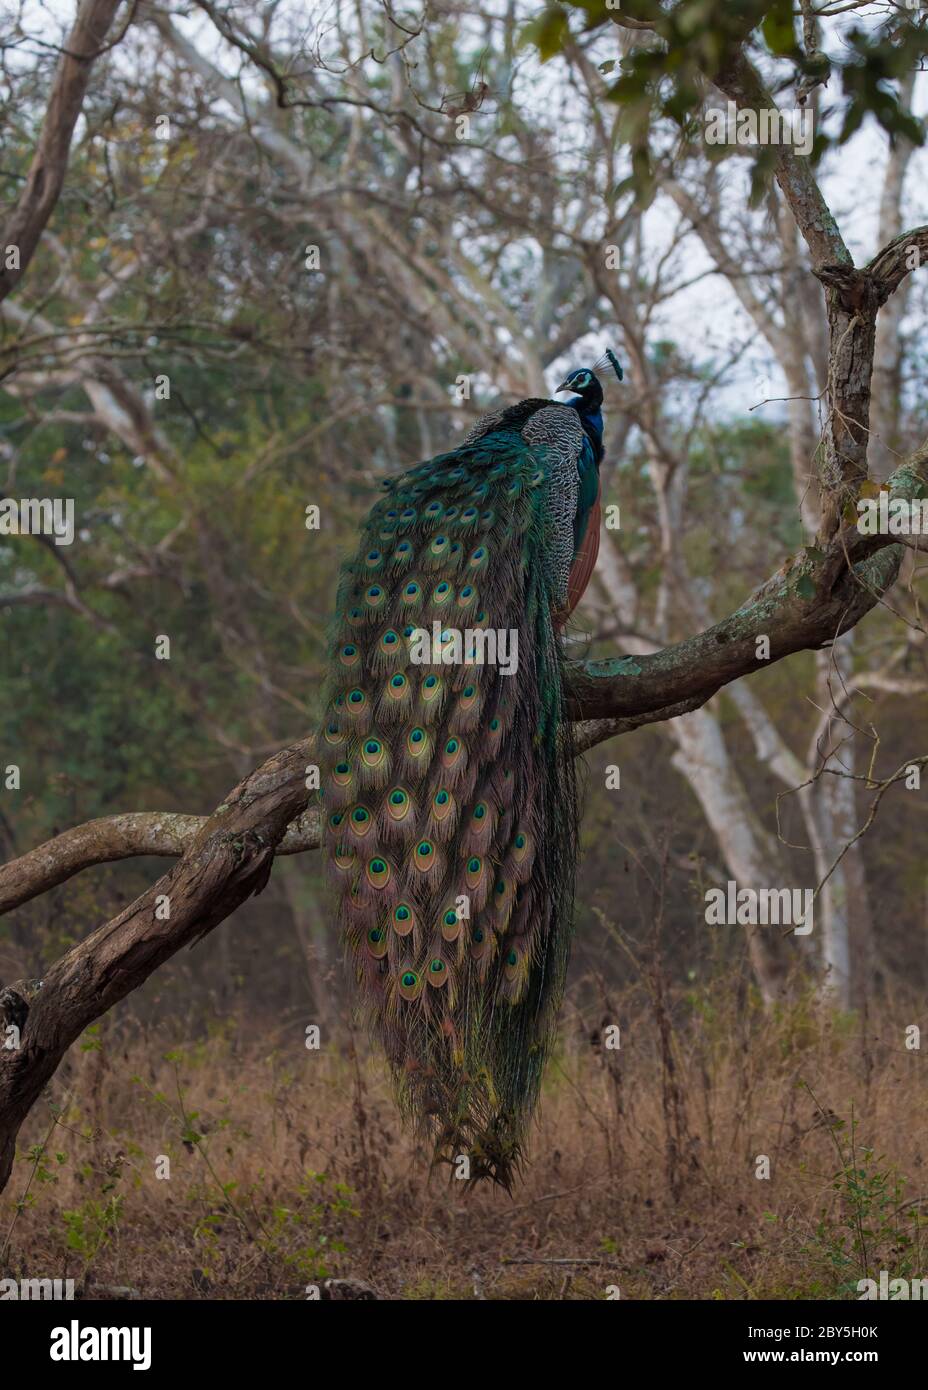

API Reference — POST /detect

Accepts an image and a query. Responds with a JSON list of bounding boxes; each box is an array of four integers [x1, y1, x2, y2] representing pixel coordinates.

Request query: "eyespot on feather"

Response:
[[365, 856, 392, 890], [366, 925, 389, 959], [440, 906, 463, 942], [397, 968, 424, 1001], [426, 956, 449, 987], [391, 902, 415, 936], [347, 804, 374, 839]]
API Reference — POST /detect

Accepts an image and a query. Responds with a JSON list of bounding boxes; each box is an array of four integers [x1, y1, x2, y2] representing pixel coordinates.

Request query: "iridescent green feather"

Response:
[[318, 428, 578, 1187]]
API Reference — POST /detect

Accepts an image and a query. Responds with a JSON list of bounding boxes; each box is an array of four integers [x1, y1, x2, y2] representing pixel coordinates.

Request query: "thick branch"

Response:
[[867, 225, 928, 303], [567, 448, 927, 719], [0, 737, 311, 1191], [0, 0, 126, 304], [0, 801, 321, 916]]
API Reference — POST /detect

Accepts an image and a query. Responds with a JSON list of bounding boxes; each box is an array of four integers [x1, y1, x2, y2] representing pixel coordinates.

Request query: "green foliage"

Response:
[[62, 1194, 124, 1262], [258, 1170, 360, 1282], [799, 1085, 922, 1297], [522, 0, 927, 206]]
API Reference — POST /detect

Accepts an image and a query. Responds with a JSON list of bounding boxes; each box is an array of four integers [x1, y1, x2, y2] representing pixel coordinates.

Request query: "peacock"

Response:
[[318, 350, 623, 1186]]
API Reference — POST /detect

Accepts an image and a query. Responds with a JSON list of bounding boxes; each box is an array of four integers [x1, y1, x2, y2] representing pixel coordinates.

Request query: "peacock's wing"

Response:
[[318, 409, 584, 1185]]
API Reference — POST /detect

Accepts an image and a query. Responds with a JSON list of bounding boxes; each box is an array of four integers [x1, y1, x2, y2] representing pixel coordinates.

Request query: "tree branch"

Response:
[[0, 737, 311, 1190], [0, 799, 321, 916], [0, 0, 127, 304]]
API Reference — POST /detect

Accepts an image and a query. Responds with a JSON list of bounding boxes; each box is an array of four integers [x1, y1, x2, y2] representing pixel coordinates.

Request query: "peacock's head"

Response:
[[556, 367, 598, 400], [555, 349, 623, 405]]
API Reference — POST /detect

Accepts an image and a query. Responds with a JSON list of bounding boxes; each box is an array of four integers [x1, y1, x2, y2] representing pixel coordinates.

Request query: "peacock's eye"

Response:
[[507, 950, 518, 967], [473, 927, 484, 943], [473, 803, 486, 820], [352, 807, 368, 823], [435, 790, 448, 805], [395, 905, 410, 922], [468, 857, 481, 874], [515, 834, 526, 849], [444, 909, 457, 927], [367, 858, 391, 888], [391, 674, 405, 687], [402, 971, 417, 987], [390, 790, 406, 805]]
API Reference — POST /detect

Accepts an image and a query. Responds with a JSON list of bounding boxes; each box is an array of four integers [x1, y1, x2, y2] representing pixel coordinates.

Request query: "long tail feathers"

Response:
[[318, 429, 578, 1187]]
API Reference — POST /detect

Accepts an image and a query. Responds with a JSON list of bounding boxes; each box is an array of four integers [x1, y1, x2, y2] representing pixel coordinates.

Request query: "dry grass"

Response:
[[3, 977, 926, 1301]]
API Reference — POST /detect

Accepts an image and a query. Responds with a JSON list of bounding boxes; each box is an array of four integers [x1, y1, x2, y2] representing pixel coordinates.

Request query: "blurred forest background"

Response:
[[0, 0, 926, 1299]]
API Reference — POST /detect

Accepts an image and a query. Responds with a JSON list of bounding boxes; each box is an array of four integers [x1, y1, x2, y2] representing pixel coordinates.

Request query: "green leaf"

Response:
[[521, 7, 570, 63], [761, 1, 798, 59]]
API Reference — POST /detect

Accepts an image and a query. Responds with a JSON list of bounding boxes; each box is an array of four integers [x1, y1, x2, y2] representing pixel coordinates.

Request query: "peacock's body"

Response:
[[318, 352, 622, 1185]]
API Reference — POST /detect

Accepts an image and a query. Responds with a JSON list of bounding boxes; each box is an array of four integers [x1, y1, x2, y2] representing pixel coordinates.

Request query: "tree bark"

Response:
[[0, 739, 309, 1191], [0, 0, 126, 304]]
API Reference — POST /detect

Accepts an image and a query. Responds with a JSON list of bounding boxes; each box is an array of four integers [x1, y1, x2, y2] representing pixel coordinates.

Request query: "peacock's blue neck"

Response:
[[569, 399, 604, 466]]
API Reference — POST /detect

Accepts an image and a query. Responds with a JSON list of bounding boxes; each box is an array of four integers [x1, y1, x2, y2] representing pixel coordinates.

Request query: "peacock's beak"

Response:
[[555, 380, 576, 395]]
